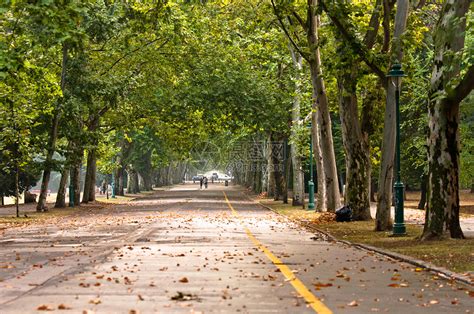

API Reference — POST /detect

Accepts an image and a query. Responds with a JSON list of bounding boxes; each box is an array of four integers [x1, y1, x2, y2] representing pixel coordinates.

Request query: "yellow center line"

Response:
[[222, 192, 333, 314]]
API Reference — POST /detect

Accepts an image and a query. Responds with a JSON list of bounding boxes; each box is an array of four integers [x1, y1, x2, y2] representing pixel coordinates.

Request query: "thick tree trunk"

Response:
[[375, 0, 409, 231], [338, 69, 371, 221], [37, 44, 68, 212], [82, 149, 96, 203], [55, 168, 68, 208], [127, 165, 140, 194], [422, 0, 470, 240], [307, 4, 341, 212]]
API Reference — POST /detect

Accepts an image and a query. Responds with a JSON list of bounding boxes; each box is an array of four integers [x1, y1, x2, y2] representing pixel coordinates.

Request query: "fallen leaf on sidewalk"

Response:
[[179, 277, 189, 283], [314, 282, 333, 289]]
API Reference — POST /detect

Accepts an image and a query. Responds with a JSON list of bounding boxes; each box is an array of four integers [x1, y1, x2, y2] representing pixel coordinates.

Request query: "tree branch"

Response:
[[270, 0, 309, 61], [363, 0, 382, 49], [381, 0, 391, 52], [447, 63, 474, 106], [100, 38, 169, 76], [320, 0, 386, 82]]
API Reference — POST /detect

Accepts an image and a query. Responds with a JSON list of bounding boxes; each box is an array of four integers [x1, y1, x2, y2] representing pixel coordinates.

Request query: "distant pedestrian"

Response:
[[204, 176, 208, 189], [200, 177, 203, 189]]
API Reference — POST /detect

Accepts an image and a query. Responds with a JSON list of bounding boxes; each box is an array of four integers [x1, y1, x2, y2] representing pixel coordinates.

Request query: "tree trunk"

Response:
[[88, 150, 97, 202], [375, 0, 409, 231], [55, 167, 69, 208], [312, 112, 326, 212], [338, 68, 371, 221], [127, 165, 140, 194], [307, 4, 341, 212], [71, 162, 81, 207], [271, 136, 285, 201], [418, 174, 427, 209], [289, 46, 305, 207], [422, 0, 470, 240], [82, 149, 96, 203], [267, 134, 276, 198], [37, 44, 68, 212]]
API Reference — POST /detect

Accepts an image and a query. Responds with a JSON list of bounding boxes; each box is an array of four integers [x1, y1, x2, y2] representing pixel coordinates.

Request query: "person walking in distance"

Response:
[[204, 176, 208, 189], [200, 177, 203, 189]]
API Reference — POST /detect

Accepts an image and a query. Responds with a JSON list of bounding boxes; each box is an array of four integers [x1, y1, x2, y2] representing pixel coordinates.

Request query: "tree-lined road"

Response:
[[1, 185, 472, 313]]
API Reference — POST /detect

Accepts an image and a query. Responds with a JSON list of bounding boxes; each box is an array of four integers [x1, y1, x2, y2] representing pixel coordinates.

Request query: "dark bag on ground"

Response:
[[335, 206, 352, 222]]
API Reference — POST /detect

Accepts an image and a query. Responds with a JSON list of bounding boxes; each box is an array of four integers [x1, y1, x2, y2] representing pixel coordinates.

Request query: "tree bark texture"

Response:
[[338, 68, 371, 220], [55, 167, 69, 208], [82, 149, 96, 203], [375, 0, 409, 231], [127, 165, 140, 194], [307, 1, 341, 211], [71, 163, 81, 207], [422, 0, 470, 240]]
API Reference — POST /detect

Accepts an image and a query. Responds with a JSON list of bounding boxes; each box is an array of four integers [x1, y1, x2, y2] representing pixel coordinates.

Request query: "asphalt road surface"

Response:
[[0, 184, 472, 313]]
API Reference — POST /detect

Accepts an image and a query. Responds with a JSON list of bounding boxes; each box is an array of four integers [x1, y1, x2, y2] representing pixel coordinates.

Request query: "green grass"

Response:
[[261, 199, 474, 274]]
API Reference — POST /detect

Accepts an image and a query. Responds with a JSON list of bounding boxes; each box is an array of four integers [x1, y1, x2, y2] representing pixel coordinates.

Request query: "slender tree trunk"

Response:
[[375, 0, 409, 231], [71, 162, 81, 207], [422, 0, 470, 240], [312, 112, 326, 212], [289, 46, 305, 207], [55, 167, 69, 208], [267, 134, 276, 198], [338, 67, 371, 220], [272, 135, 285, 201], [418, 174, 427, 209], [15, 163, 19, 218], [37, 44, 68, 212], [88, 150, 97, 202], [307, 3, 341, 211]]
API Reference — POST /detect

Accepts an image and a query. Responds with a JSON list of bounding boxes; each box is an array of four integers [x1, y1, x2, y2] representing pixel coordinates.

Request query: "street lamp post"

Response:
[[388, 62, 406, 236], [308, 123, 315, 210]]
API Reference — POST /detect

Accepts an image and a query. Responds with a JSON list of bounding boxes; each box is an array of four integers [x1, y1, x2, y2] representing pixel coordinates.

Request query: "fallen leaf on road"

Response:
[[171, 292, 199, 301], [429, 300, 439, 305], [129, 310, 139, 314], [138, 294, 144, 301], [89, 298, 101, 305], [179, 277, 189, 283], [58, 304, 72, 310], [37, 304, 54, 311], [388, 283, 400, 288], [314, 282, 333, 289], [347, 300, 358, 307]]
